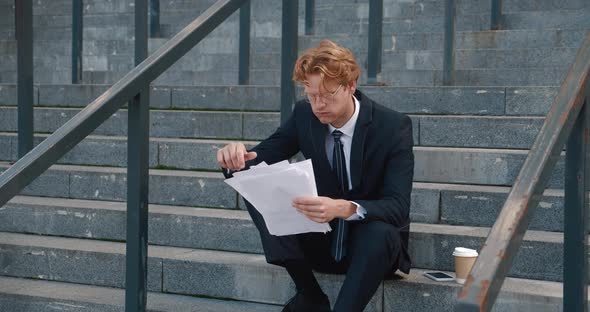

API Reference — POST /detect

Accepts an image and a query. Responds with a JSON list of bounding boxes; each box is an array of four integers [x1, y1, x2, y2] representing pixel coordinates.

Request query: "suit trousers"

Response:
[[244, 200, 402, 312]]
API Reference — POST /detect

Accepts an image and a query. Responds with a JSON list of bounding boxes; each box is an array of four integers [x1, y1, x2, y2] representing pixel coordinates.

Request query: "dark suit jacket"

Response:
[[246, 89, 414, 274]]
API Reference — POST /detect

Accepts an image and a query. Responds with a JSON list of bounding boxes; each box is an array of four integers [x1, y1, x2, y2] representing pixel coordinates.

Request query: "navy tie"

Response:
[[330, 130, 349, 262]]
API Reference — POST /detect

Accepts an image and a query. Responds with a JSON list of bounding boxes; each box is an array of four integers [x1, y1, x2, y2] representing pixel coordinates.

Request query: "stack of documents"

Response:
[[224, 159, 332, 236]]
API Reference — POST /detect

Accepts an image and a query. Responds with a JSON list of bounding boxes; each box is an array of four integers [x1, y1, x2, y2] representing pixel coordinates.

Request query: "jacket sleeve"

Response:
[[247, 104, 301, 166], [354, 115, 414, 228], [221, 105, 302, 178]]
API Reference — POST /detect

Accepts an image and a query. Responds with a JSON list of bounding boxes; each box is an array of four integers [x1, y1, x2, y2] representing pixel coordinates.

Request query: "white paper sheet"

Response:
[[224, 159, 331, 236]]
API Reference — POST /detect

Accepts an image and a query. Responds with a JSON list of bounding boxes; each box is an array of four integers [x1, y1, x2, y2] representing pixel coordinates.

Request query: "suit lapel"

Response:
[[350, 90, 373, 191]]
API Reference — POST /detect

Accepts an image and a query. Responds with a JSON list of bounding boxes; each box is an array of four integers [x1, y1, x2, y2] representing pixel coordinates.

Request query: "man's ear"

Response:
[[347, 80, 357, 94]]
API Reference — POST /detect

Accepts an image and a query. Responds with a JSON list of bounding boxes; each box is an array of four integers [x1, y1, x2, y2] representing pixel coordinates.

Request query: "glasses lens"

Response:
[[306, 85, 341, 104]]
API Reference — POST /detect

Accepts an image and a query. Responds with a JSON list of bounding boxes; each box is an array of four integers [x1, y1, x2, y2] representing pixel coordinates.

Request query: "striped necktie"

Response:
[[331, 130, 349, 262]]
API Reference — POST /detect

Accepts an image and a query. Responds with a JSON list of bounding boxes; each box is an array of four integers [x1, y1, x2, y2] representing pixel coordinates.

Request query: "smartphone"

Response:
[[423, 271, 455, 282]]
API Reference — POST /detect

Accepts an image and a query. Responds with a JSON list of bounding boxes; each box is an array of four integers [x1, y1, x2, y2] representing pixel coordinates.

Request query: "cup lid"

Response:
[[453, 247, 478, 257]]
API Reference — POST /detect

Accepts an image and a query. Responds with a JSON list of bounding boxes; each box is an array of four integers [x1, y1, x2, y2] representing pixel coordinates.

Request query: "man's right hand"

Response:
[[217, 142, 258, 170]]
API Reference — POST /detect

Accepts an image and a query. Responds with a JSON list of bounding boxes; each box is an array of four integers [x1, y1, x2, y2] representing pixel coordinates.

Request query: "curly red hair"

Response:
[[293, 39, 360, 88]]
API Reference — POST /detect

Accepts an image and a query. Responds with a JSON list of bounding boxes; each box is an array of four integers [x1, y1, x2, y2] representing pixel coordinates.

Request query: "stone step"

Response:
[[0, 188, 574, 250], [448, 67, 569, 86], [313, 0, 590, 19], [375, 67, 568, 86], [3, 1, 589, 32], [0, 53, 282, 74], [0, 49, 581, 87], [501, 0, 590, 12], [417, 115, 548, 149], [383, 47, 578, 70], [0, 71, 15, 83], [135, 69, 282, 86], [156, 5, 590, 35], [6, 87, 578, 178], [312, 29, 585, 52], [3, 25, 585, 54], [0, 39, 136, 57], [18, 0, 590, 16], [0, 106, 556, 148], [0, 276, 280, 312], [0, 114, 549, 150], [0, 98, 557, 148], [2, 28, 585, 58], [0, 162, 236, 209], [0, 228, 577, 294], [315, 10, 590, 35], [312, 0, 590, 13], [0, 106, 279, 140], [6, 5, 588, 39], [0, 27, 136, 41], [0, 158, 566, 210], [264, 0, 590, 13], [0, 270, 576, 312], [0, 130, 567, 186], [96, 66, 573, 86], [0, 84, 558, 116], [0, 64, 570, 86], [30, 13, 135, 29], [0, 0, 136, 16], [247, 29, 585, 53], [454, 29, 587, 50], [3, 41, 577, 73], [0, 132, 567, 187]]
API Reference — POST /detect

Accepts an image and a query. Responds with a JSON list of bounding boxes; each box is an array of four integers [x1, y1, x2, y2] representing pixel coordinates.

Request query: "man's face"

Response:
[[303, 74, 356, 127]]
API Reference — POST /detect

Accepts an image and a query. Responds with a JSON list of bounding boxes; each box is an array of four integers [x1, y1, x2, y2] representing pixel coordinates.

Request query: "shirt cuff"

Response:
[[345, 201, 367, 221]]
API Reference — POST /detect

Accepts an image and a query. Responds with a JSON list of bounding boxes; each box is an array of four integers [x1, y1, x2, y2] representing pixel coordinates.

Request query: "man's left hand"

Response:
[[292, 196, 356, 223]]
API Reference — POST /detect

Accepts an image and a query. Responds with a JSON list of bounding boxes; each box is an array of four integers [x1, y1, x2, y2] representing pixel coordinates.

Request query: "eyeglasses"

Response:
[[305, 84, 343, 105]]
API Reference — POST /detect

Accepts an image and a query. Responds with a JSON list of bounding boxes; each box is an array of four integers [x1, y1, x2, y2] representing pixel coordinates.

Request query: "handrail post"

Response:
[[367, 0, 383, 85], [238, 0, 250, 85], [125, 1, 150, 311], [490, 0, 502, 30], [72, 0, 83, 83], [149, 0, 160, 37], [15, 0, 33, 157], [443, 0, 455, 86], [281, 0, 298, 124], [563, 98, 589, 312], [305, 0, 314, 35]]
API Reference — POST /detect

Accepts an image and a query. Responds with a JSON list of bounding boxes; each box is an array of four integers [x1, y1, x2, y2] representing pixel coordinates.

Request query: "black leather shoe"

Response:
[[281, 292, 331, 312]]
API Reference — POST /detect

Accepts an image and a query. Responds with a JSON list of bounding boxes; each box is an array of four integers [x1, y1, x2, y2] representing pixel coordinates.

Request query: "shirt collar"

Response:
[[328, 95, 360, 138]]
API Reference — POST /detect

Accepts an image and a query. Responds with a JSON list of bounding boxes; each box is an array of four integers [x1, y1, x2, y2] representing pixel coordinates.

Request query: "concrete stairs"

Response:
[[0, 81, 585, 310], [1, 0, 590, 310], [0, 196, 585, 311]]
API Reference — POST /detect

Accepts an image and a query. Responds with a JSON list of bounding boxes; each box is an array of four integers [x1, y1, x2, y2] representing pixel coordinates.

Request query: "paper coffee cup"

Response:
[[453, 247, 478, 284]]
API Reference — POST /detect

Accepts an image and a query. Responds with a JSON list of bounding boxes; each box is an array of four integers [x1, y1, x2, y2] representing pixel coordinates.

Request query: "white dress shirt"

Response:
[[325, 95, 367, 221]]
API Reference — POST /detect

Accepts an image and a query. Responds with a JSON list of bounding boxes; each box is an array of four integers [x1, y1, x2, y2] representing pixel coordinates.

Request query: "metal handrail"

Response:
[[238, 0, 251, 84], [280, 0, 298, 125], [15, 0, 33, 157], [490, 0, 503, 30], [305, 0, 315, 35], [443, 0, 455, 85], [2, 1, 248, 311], [149, 0, 161, 37], [72, 0, 83, 83], [455, 31, 590, 311], [367, 0, 383, 84]]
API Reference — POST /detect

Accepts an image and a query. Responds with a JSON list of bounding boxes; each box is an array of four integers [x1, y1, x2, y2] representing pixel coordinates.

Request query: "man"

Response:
[[217, 40, 414, 312]]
